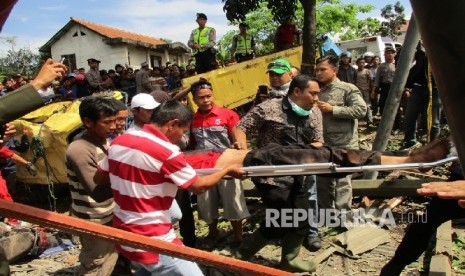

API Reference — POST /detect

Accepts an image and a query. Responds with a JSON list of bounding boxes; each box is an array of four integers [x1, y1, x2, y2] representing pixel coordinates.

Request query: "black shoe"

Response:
[[303, 236, 321, 252], [380, 259, 405, 276]]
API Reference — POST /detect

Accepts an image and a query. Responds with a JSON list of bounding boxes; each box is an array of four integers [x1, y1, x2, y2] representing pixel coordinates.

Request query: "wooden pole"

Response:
[[364, 13, 420, 179]]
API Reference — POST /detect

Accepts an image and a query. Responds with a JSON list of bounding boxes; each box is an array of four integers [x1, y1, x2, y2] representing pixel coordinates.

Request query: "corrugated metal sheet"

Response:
[[333, 225, 390, 256]]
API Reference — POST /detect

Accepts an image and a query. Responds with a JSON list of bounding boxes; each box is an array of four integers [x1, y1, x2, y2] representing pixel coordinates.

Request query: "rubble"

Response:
[[333, 226, 391, 256]]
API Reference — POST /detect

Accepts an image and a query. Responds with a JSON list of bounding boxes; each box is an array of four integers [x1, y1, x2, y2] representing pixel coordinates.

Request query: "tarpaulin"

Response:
[[13, 101, 83, 185]]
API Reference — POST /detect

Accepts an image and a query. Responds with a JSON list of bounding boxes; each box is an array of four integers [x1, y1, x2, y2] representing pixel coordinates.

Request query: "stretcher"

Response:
[[196, 156, 458, 177]]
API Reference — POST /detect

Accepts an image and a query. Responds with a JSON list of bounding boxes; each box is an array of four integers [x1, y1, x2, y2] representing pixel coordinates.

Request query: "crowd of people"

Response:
[[0, 16, 459, 276], [335, 42, 442, 149], [0, 58, 196, 105]]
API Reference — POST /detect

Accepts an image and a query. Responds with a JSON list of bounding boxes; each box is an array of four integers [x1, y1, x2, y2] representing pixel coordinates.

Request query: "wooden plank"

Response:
[[429, 221, 453, 276], [429, 255, 452, 276], [314, 247, 337, 264], [352, 179, 427, 197], [435, 221, 453, 257], [379, 197, 405, 209], [0, 200, 293, 276], [360, 196, 377, 208], [397, 170, 448, 181]]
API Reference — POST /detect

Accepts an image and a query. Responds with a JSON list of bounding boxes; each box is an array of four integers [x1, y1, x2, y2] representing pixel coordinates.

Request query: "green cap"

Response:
[[267, 58, 291, 74]]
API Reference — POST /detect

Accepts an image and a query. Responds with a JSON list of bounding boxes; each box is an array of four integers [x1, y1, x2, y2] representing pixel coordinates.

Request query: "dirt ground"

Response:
[[7, 184, 465, 276], [6, 123, 464, 276]]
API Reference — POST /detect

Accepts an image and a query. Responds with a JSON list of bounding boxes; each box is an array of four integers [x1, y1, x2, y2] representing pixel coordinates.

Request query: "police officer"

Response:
[[315, 55, 367, 221], [337, 51, 357, 85], [230, 22, 256, 63], [187, 13, 218, 74], [363, 51, 375, 69], [85, 58, 102, 92]]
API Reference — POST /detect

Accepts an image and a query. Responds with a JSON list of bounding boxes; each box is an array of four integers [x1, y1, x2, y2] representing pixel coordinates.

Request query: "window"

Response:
[[73, 31, 86, 37], [60, 54, 77, 72], [150, 55, 162, 68]]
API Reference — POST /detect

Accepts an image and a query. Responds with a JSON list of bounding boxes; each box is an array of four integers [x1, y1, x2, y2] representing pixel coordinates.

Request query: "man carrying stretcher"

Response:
[[96, 98, 451, 274]]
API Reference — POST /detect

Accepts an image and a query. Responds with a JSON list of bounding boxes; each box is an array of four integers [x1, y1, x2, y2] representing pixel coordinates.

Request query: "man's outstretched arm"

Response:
[[0, 59, 66, 124]]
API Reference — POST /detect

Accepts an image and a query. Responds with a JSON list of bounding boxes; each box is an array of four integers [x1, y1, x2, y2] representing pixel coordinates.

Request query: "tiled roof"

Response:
[[71, 17, 166, 45], [39, 17, 170, 52]]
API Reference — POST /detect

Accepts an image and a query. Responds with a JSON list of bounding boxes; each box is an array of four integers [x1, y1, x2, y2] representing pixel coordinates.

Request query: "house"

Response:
[[397, 20, 409, 44], [39, 17, 191, 72]]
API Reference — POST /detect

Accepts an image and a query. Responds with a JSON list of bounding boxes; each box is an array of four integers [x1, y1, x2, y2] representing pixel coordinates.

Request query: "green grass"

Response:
[[452, 234, 465, 274]]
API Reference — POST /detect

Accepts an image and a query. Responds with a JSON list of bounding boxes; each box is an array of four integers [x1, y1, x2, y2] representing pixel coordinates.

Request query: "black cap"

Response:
[[64, 75, 75, 81], [384, 47, 396, 53], [87, 58, 101, 63], [239, 22, 248, 28], [196, 13, 207, 20]]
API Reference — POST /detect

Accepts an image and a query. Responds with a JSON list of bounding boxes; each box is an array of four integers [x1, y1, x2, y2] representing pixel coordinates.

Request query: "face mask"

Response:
[[288, 98, 312, 117]]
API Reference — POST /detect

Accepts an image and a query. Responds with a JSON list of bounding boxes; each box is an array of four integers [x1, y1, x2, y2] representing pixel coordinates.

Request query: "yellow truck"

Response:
[[12, 48, 302, 185], [182, 46, 303, 113]]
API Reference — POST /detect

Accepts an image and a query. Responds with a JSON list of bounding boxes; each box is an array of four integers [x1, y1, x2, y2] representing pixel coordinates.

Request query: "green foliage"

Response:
[[223, 0, 298, 23], [0, 37, 42, 79], [453, 234, 465, 274], [357, 18, 382, 38], [219, 2, 278, 59], [378, 1, 407, 40], [317, 0, 378, 40], [220, 0, 380, 57]]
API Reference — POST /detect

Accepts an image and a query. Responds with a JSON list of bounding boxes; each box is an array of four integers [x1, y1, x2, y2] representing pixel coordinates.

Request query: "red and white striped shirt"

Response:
[[98, 124, 198, 264]]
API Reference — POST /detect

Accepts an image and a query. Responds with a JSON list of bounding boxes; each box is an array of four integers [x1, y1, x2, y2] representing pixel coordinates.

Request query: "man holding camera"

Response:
[[187, 13, 218, 74]]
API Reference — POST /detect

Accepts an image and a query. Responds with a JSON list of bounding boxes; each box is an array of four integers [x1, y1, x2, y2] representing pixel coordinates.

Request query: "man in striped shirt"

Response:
[[95, 100, 245, 275], [66, 97, 119, 275]]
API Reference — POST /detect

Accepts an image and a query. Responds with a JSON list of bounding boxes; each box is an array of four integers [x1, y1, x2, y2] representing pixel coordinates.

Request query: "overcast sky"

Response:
[[0, 0, 412, 56]]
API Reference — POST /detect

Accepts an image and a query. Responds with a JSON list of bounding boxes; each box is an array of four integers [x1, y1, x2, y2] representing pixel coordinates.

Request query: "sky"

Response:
[[0, 0, 412, 57]]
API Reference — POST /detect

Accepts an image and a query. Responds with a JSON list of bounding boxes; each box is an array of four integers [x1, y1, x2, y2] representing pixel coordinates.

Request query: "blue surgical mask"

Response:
[[288, 98, 312, 117]]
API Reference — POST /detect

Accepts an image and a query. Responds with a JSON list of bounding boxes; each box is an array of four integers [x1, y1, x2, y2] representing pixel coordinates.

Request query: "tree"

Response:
[[0, 37, 42, 79], [378, 1, 407, 40], [221, 0, 378, 75], [316, 1, 380, 40], [356, 18, 382, 39], [218, 2, 277, 61], [223, 0, 315, 73]]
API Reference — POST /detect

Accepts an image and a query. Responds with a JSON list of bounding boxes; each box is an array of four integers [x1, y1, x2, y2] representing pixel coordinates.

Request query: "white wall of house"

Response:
[[51, 25, 124, 70], [167, 53, 190, 65], [127, 45, 151, 69], [127, 46, 188, 69], [50, 24, 191, 71]]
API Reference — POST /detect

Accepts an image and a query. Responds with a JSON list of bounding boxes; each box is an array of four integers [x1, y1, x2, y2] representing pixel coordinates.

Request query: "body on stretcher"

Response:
[[195, 156, 458, 177]]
